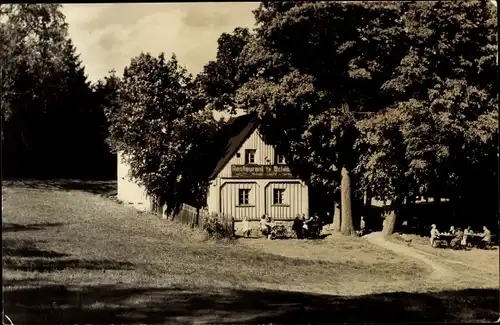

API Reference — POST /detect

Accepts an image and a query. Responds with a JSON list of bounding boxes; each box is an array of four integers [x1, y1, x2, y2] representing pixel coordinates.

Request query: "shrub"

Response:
[[201, 212, 235, 240]]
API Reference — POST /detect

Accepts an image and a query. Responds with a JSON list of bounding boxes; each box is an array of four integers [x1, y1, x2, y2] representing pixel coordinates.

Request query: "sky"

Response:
[[61, 3, 259, 82]]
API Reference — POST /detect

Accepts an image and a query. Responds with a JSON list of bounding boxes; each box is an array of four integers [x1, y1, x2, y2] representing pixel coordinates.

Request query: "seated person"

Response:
[[311, 213, 322, 232], [260, 215, 270, 237], [241, 216, 251, 238], [482, 226, 492, 242], [478, 226, 492, 248], [450, 227, 464, 249], [449, 226, 455, 235], [462, 226, 472, 247], [430, 224, 441, 247], [265, 215, 275, 239], [302, 215, 314, 237]]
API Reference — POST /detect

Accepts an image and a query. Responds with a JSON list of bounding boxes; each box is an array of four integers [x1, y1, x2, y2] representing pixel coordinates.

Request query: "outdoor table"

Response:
[[436, 234, 455, 247], [467, 234, 482, 246]]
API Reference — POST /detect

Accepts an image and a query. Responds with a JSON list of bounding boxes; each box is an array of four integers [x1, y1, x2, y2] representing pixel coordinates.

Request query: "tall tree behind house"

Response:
[[201, 1, 406, 235]]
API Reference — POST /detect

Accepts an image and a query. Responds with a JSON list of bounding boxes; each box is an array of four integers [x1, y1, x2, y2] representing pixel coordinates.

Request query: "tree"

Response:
[[0, 4, 68, 123], [356, 0, 498, 235], [233, 1, 406, 235], [104, 53, 216, 216], [196, 27, 253, 113], [1, 5, 108, 178]]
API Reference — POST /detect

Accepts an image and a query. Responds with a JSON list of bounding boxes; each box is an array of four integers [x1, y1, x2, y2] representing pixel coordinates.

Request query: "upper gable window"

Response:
[[245, 149, 256, 164]]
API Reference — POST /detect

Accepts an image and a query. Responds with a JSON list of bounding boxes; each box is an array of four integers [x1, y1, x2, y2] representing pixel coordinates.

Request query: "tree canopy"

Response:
[[356, 0, 498, 231], [104, 53, 217, 215], [1, 4, 69, 122], [199, 0, 498, 234]]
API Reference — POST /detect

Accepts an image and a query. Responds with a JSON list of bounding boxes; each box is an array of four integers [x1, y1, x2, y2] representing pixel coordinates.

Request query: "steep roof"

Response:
[[207, 113, 259, 180]]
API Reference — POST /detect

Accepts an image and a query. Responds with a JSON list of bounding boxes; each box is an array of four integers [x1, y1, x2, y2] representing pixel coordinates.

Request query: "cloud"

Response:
[[61, 3, 259, 82]]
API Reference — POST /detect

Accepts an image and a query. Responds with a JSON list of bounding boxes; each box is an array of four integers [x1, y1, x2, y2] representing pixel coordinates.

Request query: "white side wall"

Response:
[[206, 179, 219, 214], [117, 152, 151, 212]]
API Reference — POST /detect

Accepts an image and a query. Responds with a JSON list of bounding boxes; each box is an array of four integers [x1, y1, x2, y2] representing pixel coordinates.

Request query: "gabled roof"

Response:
[[208, 113, 259, 180]]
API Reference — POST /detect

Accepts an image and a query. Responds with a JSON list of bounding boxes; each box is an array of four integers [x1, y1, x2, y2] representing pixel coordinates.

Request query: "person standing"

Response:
[[360, 216, 366, 236], [292, 215, 303, 239], [430, 224, 440, 247]]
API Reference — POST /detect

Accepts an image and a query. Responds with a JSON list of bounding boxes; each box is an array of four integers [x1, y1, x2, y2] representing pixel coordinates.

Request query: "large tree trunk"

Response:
[[365, 190, 372, 209], [382, 198, 402, 236], [382, 209, 397, 236], [332, 201, 341, 232], [340, 167, 355, 236]]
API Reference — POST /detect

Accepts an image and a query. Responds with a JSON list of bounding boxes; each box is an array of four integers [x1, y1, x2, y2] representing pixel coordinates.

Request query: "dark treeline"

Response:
[[1, 4, 116, 180]]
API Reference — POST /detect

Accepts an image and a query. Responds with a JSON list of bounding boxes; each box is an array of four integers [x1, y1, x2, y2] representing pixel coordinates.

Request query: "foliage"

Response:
[[355, 0, 498, 214], [201, 0, 498, 235], [201, 212, 235, 240], [201, 2, 404, 194], [1, 5, 113, 179], [196, 27, 253, 113], [104, 52, 216, 215], [0, 4, 68, 122]]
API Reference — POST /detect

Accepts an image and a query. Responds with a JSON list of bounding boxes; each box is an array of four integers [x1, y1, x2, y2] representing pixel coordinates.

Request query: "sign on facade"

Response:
[[231, 165, 294, 179]]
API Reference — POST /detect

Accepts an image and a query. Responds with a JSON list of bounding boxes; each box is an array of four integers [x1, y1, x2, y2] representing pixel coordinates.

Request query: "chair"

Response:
[[478, 239, 492, 250], [433, 238, 448, 248]]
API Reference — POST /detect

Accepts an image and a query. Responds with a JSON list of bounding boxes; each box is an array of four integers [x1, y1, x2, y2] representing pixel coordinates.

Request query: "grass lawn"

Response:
[[2, 180, 499, 324]]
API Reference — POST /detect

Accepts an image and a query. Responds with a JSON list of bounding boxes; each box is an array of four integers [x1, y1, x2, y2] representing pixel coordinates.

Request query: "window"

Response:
[[273, 188, 286, 205], [238, 189, 250, 205], [275, 153, 286, 165], [245, 149, 256, 164]]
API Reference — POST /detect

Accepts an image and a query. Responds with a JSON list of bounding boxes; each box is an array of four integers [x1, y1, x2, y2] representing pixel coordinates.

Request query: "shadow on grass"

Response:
[[2, 245, 69, 259], [2, 179, 117, 197], [2, 239, 135, 272], [2, 222, 65, 233], [2, 284, 498, 324], [3, 257, 135, 272]]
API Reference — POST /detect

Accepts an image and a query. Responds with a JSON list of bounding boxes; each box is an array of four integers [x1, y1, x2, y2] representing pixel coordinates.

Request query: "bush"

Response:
[[201, 212, 235, 240]]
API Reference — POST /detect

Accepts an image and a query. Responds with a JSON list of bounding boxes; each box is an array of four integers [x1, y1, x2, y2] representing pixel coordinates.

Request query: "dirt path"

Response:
[[364, 232, 453, 280], [364, 232, 499, 287]]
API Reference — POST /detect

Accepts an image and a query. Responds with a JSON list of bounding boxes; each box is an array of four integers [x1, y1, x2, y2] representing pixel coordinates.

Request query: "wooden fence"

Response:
[[150, 199, 208, 228]]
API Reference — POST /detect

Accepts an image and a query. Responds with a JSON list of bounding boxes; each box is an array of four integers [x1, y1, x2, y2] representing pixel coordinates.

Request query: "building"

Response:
[[205, 114, 309, 220], [117, 113, 309, 220], [117, 151, 151, 212]]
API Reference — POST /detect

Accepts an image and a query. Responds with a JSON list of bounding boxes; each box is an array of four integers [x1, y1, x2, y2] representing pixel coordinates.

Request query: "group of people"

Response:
[[430, 224, 492, 249], [292, 213, 322, 239], [240, 213, 324, 240]]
